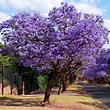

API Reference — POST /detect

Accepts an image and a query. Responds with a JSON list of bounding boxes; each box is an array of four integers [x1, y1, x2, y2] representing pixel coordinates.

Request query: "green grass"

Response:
[[100, 84, 110, 88], [0, 84, 104, 110]]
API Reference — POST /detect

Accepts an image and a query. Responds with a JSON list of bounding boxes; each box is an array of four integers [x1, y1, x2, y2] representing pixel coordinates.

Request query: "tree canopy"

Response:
[[0, 3, 109, 71], [0, 2, 109, 102]]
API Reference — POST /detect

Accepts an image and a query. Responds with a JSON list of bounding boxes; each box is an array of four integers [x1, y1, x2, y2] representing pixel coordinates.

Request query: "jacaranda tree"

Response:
[[83, 48, 110, 83], [0, 3, 109, 103]]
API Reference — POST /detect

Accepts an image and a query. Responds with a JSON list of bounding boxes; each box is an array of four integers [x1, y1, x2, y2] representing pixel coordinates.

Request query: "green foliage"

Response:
[[0, 74, 1, 82], [0, 42, 10, 67], [0, 74, 9, 86], [37, 74, 48, 90], [3, 78, 9, 86], [0, 42, 4, 48], [75, 71, 81, 77], [0, 54, 10, 67], [54, 79, 59, 86]]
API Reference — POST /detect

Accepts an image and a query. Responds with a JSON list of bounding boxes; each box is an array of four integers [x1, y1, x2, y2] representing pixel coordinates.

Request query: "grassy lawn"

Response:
[[0, 84, 104, 110], [98, 84, 110, 88]]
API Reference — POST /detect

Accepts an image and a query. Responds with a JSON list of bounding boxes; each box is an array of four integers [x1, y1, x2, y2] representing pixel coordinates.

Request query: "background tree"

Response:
[[83, 48, 110, 84], [0, 42, 11, 94]]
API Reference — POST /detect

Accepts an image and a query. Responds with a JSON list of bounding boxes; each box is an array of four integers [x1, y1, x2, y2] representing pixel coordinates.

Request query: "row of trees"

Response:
[[84, 48, 110, 84], [0, 2, 109, 103], [0, 48, 78, 95], [0, 50, 49, 95], [0, 49, 78, 95]]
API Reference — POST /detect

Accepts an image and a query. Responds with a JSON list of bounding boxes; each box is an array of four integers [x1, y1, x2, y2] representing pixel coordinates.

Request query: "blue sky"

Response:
[[96, 0, 110, 19], [0, 0, 110, 48]]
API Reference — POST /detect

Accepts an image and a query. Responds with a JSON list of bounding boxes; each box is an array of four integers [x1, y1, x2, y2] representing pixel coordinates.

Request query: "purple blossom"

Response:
[[0, 2, 109, 71]]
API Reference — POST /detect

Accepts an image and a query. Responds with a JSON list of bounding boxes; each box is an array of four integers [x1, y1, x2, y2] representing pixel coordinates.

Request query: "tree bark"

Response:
[[1, 64, 4, 95], [10, 72, 12, 94], [43, 71, 59, 103], [58, 77, 62, 95], [62, 78, 67, 91]]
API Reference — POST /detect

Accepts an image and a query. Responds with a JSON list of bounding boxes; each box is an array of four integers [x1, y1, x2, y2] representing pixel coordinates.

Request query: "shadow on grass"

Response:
[[0, 96, 45, 107], [77, 101, 102, 109], [64, 86, 89, 97], [70, 89, 84, 93]]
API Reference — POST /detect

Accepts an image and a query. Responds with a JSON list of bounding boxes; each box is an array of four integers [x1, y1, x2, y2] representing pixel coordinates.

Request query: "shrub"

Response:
[[37, 74, 48, 90]]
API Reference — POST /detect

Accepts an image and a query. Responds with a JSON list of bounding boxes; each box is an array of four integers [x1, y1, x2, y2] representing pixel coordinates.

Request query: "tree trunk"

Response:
[[17, 75, 23, 95], [1, 64, 4, 95], [58, 78, 62, 95], [22, 82, 25, 95], [62, 78, 67, 91], [10, 72, 12, 94], [43, 71, 59, 103]]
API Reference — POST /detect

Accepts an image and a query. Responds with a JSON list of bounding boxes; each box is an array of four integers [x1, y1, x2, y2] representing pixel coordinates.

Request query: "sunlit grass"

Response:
[[50, 95, 102, 110], [50, 83, 102, 110], [100, 84, 110, 88], [66, 84, 84, 93]]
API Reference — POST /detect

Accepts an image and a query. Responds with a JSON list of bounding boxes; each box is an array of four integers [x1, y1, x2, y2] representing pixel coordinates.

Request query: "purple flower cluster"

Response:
[[0, 2, 109, 71], [83, 48, 110, 81]]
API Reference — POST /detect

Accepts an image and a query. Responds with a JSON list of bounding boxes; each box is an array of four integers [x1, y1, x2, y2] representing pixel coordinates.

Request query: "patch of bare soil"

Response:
[[0, 83, 17, 95]]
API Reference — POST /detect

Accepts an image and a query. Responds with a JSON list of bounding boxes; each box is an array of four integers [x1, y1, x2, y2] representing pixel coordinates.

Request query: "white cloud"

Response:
[[103, 44, 110, 49], [68, 0, 105, 16], [86, 0, 101, 4], [76, 3, 104, 15], [0, 12, 10, 23], [0, 0, 105, 16], [103, 19, 110, 49], [79, 0, 101, 4], [104, 19, 110, 30], [0, 0, 63, 15]]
